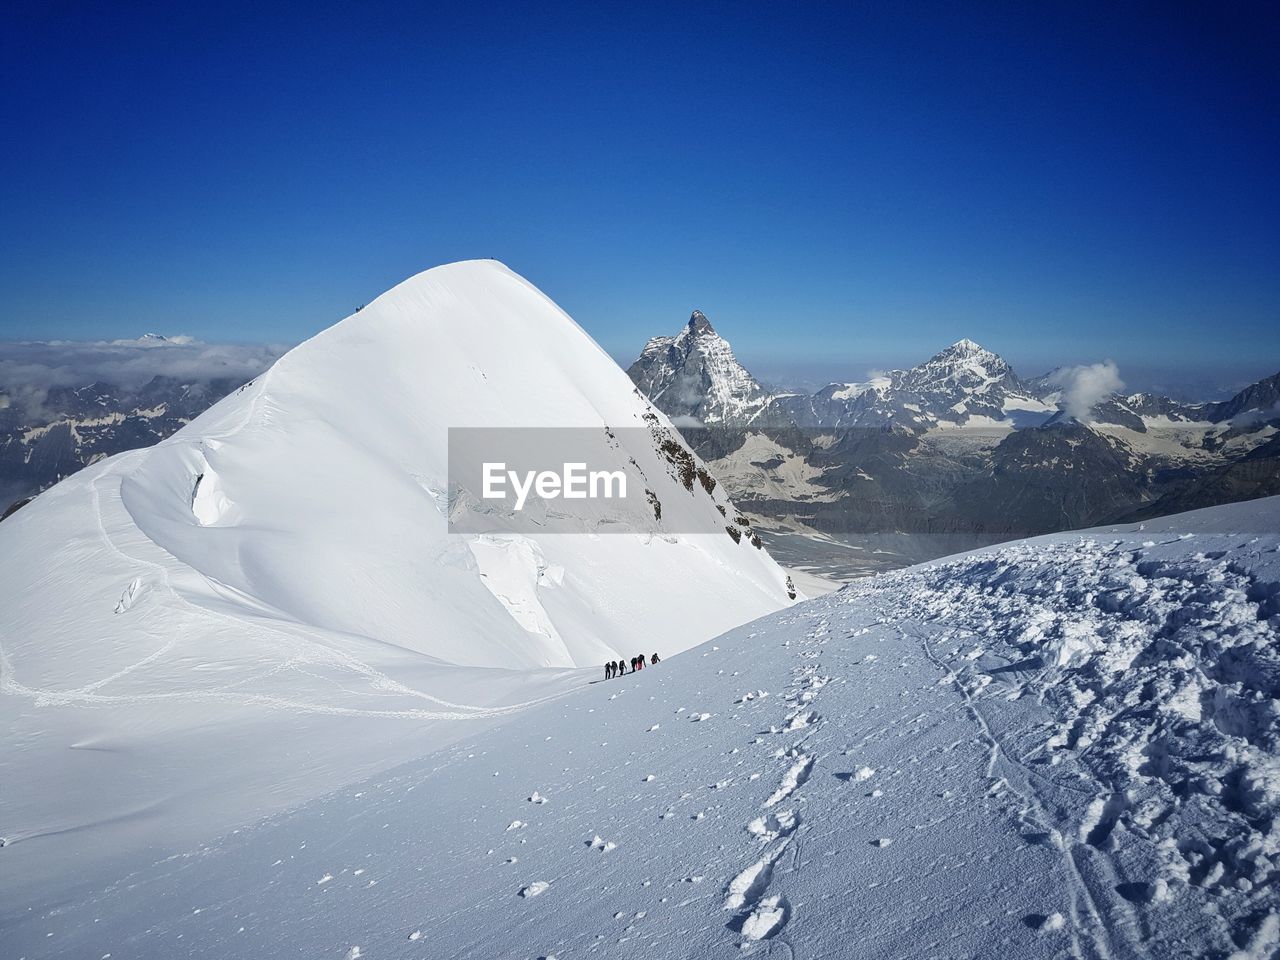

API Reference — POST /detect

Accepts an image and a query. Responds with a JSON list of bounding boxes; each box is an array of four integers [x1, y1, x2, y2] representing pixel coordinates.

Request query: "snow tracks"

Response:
[[718, 617, 835, 948], [848, 529, 1280, 959]]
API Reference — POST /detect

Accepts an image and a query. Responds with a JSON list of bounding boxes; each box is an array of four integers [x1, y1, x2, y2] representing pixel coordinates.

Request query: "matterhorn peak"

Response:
[[627, 309, 770, 425], [687, 310, 716, 336]]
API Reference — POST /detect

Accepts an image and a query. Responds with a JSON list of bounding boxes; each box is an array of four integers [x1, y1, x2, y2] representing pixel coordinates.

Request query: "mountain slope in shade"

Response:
[[0, 260, 792, 917]]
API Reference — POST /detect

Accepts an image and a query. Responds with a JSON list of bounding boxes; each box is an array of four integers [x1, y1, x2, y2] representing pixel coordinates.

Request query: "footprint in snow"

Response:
[[723, 840, 789, 912], [739, 894, 790, 942], [519, 881, 550, 898], [528, 791, 548, 804], [747, 809, 799, 842], [764, 755, 813, 807], [785, 711, 818, 730], [1022, 912, 1066, 932]]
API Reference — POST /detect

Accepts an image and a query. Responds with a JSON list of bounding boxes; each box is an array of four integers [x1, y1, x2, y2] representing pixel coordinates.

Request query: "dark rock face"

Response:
[[1121, 433, 1280, 521], [1200, 372, 1280, 424], [933, 420, 1150, 539]]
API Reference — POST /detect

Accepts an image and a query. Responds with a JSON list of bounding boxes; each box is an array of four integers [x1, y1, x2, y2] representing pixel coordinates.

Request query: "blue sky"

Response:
[[1, 1, 1277, 393]]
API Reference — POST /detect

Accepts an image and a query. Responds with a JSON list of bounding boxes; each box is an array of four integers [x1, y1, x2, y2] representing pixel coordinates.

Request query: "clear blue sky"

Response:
[[2, 1, 1277, 390]]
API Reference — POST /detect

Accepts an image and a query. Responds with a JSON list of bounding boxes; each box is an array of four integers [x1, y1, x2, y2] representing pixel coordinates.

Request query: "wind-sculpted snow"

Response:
[[867, 519, 1280, 948], [10, 497, 1276, 958]]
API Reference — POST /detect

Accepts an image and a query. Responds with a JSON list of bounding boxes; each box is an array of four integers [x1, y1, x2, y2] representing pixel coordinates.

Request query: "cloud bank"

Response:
[[0, 335, 290, 421]]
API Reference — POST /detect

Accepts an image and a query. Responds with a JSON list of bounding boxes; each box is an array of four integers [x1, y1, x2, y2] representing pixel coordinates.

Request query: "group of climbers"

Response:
[[604, 653, 659, 679]]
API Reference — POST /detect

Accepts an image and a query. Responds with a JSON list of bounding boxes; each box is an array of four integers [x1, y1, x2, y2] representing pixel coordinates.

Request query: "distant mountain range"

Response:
[[5, 312, 1277, 572], [627, 312, 1280, 571], [0, 375, 251, 517]]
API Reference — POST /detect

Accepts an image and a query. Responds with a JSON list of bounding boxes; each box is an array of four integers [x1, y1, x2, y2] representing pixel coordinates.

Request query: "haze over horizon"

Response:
[[0, 305, 1274, 404]]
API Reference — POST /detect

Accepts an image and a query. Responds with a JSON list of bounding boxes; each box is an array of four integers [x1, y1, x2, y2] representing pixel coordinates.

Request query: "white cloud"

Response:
[[1047, 361, 1124, 422], [0, 336, 290, 421]]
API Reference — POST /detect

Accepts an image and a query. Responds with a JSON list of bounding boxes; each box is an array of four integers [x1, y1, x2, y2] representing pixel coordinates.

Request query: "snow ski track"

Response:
[[911, 619, 1130, 960]]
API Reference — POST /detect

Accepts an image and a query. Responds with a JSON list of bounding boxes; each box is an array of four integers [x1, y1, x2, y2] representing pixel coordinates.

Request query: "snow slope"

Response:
[[10, 496, 1278, 959], [0, 260, 792, 918]]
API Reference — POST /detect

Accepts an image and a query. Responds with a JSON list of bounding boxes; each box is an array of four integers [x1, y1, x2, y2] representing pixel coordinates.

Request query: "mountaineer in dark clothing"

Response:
[[604, 661, 613, 680], [651, 653, 660, 665]]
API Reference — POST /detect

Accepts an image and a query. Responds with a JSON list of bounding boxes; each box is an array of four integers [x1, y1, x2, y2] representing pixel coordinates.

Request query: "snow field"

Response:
[[5, 498, 1277, 959]]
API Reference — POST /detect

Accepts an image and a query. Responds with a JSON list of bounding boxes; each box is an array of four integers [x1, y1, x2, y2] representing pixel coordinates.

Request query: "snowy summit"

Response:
[[0, 260, 793, 924]]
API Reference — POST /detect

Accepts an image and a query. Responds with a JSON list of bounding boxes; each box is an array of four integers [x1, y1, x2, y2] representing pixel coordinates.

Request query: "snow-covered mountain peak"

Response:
[[948, 336, 984, 354], [625, 308, 771, 425], [870, 338, 1038, 426], [686, 309, 715, 336], [903, 338, 1015, 389], [127, 332, 197, 347], [0, 262, 797, 905], [121, 260, 791, 665], [631, 320, 1057, 431]]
